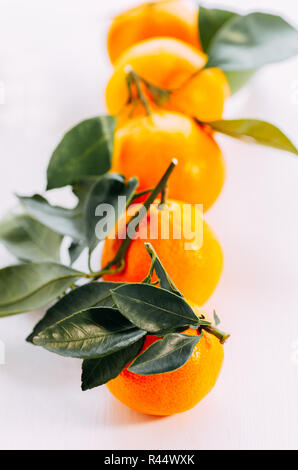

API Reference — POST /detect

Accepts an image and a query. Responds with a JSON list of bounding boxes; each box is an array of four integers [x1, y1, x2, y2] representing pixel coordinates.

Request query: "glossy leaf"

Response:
[[199, 6, 237, 52], [71, 178, 96, 202], [0, 263, 83, 317], [128, 333, 202, 375], [84, 174, 138, 252], [205, 12, 298, 71], [81, 338, 144, 390], [27, 281, 123, 342], [18, 194, 87, 240], [208, 119, 298, 155], [111, 283, 198, 334], [47, 116, 116, 190], [144, 243, 182, 296], [0, 213, 62, 262], [199, 9, 257, 94], [33, 307, 146, 359]]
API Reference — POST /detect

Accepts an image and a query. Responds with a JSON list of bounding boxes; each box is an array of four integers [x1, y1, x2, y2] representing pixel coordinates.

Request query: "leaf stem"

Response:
[[88, 251, 95, 275], [83, 259, 125, 280], [102, 159, 178, 272]]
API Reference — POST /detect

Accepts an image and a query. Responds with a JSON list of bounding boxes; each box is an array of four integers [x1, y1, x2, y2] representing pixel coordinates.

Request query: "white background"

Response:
[[0, 0, 298, 450]]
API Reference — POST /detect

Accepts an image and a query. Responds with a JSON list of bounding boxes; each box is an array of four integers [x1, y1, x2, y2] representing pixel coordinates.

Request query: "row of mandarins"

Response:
[[102, 0, 227, 300], [101, 1, 227, 415]]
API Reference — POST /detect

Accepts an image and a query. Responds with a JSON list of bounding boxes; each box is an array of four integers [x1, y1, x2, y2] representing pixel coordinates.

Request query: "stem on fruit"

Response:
[[101, 159, 178, 273], [202, 325, 230, 344], [125, 65, 151, 115], [124, 66, 173, 110], [132, 188, 154, 201], [158, 183, 168, 208], [83, 161, 177, 281]]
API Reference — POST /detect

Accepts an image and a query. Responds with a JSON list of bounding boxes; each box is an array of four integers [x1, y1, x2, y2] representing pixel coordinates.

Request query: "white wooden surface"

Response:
[[0, 0, 298, 450]]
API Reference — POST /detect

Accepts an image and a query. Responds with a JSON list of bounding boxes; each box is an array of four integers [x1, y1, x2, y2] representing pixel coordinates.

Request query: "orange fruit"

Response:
[[107, 0, 201, 64], [106, 37, 206, 113], [107, 327, 224, 415], [101, 199, 223, 306], [166, 67, 230, 122], [112, 110, 225, 210], [105, 37, 229, 122]]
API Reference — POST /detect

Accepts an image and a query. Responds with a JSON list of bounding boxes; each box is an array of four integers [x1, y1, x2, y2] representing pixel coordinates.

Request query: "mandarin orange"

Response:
[[106, 37, 229, 122], [112, 110, 225, 210], [107, 0, 201, 64], [101, 199, 223, 305], [107, 328, 224, 415]]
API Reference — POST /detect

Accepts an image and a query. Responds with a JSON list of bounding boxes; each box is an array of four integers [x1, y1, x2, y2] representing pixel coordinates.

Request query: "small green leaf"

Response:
[[84, 174, 138, 252], [0, 263, 83, 317], [128, 333, 202, 375], [207, 119, 298, 155], [81, 338, 144, 390], [213, 310, 220, 326], [47, 116, 116, 190], [33, 307, 146, 359], [205, 12, 298, 71], [111, 283, 198, 334], [0, 213, 62, 262], [199, 6, 237, 52], [18, 194, 87, 240], [26, 281, 123, 342], [144, 243, 182, 296]]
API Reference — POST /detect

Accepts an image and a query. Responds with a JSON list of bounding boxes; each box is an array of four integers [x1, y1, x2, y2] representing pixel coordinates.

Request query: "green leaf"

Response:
[[199, 6, 237, 52], [71, 178, 96, 202], [68, 241, 85, 264], [81, 338, 144, 390], [47, 116, 116, 190], [205, 12, 298, 71], [111, 283, 199, 334], [0, 213, 62, 262], [128, 332, 202, 375], [207, 119, 298, 155], [18, 194, 87, 241], [33, 307, 146, 359], [26, 281, 123, 342], [224, 69, 256, 95], [199, 7, 256, 93], [84, 174, 138, 252], [0, 263, 83, 317], [144, 243, 182, 297], [213, 310, 220, 326]]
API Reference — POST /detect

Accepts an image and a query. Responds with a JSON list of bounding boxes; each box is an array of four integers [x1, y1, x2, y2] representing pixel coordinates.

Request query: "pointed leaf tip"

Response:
[[128, 333, 202, 375], [208, 119, 298, 155], [111, 283, 198, 334]]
